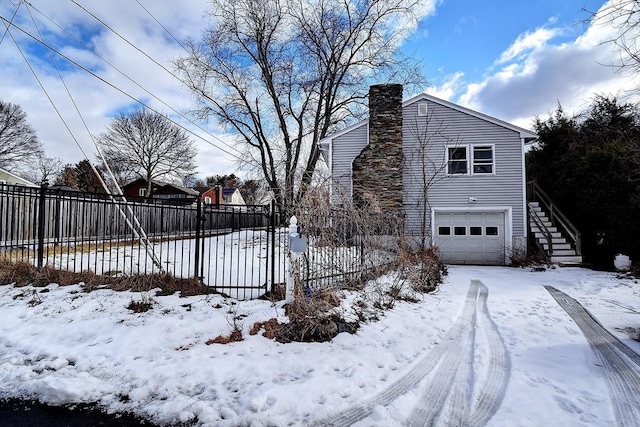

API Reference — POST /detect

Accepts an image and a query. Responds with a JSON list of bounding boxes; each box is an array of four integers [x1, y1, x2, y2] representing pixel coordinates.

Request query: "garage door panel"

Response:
[[434, 211, 506, 265]]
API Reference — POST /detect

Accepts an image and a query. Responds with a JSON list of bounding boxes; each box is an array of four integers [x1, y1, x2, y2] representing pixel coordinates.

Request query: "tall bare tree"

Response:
[[175, 0, 425, 215], [96, 109, 197, 197], [0, 100, 43, 171]]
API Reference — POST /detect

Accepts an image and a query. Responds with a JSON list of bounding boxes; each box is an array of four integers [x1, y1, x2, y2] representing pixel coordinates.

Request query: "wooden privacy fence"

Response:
[[0, 183, 286, 299]]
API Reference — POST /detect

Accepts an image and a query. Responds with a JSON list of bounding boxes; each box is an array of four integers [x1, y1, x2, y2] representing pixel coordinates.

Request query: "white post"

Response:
[[286, 216, 299, 303]]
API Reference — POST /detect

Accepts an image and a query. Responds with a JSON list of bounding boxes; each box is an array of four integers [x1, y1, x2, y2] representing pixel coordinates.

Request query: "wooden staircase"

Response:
[[527, 182, 582, 265]]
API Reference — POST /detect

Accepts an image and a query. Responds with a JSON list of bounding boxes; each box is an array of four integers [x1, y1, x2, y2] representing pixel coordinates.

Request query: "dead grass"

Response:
[[206, 329, 243, 344], [0, 260, 214, 297]]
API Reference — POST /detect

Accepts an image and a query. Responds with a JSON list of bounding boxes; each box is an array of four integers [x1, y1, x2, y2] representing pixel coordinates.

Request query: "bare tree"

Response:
[[592, 0, 640, 80], [0, 100, 43, 171], [175, 0, 425, 216], [96, 109, 197, 197], [404, 112, 462, 250], [32, 155, 63, 185]]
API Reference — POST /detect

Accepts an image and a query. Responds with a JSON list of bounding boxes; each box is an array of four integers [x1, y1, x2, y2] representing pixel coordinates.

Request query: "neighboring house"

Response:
[[319, 84, 538, 265], [121, 178, 199, 204], [200, 186, 223, 205], [0, 167, 38, 187], [223, 188, 246, 205]]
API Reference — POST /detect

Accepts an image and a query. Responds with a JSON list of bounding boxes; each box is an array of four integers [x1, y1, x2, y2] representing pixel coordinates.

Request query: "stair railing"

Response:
[[527, 180, 582, 256], [528, 203, 553, 260]]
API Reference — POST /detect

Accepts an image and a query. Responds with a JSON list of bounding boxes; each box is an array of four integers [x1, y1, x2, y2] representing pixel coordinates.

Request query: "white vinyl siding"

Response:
[[322, 94, 528, 264], [402, 99, 526, 257], [329, 122, 369, 202]]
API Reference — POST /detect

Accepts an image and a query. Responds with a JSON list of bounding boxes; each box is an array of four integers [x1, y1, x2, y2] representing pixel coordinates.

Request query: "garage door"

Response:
[[434, 211, 506, 265]]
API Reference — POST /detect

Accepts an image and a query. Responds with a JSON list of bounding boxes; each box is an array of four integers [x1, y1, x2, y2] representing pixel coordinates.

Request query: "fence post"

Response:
[[270, 199, 276, 293], [286, 215, 307, 303], [194, 198, 202, 280], [36, 182, 48, 268]]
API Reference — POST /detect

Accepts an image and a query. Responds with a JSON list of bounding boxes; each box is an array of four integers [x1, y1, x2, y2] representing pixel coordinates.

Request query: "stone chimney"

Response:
[[352, 83, 403, 216]]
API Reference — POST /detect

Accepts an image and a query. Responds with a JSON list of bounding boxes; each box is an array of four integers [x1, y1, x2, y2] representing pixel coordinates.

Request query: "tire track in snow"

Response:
[[407, 280, 509, 427], [545, 286, 640, 427], [315, 280, 510, 427], [313, 281, 480, 427], [467, 282, 511, 427], [407, 280, 479, 426]]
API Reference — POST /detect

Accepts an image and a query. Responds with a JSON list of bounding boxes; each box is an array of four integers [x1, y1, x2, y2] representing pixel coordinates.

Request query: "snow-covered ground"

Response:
[[0, 265, 638, 426]]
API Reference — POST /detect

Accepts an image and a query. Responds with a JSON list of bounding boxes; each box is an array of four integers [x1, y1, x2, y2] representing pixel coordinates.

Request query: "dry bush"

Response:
[[126, 294, 154, 313], [250, 291, 358, 344], [294, 181, 403, 292], [399, 246, 447, 293]]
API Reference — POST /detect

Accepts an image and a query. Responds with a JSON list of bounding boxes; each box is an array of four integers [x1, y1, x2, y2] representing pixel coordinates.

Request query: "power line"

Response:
[[0, 15, 246, 162], [19, 1, 245, 159], [0, 0, 21, 46], [134, 0, 188, 52]]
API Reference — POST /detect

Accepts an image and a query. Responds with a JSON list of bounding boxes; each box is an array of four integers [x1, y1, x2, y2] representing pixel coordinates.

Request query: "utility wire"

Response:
[[135, 0, 188, 51], [68, 0, 245, 155], [17, 1, 245, 159], [3, 15, 164, 271], [0, 0, 21, 46], [0, 15, 245, 162]]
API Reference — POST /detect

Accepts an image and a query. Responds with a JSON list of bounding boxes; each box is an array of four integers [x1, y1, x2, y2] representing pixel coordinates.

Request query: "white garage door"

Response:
[[434, 211, 506, 265]]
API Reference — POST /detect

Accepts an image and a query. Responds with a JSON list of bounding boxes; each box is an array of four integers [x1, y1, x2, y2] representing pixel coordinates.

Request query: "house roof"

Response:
[[0, 167, 38, 187], [222, 188, 238, 196], [122, 178, 199, 196], [318, 92, 538, 150]]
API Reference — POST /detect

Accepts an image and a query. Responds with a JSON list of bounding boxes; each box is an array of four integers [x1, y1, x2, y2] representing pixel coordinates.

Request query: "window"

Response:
[[486, 226, 499, 236], [418, 103, 428, 116], [438, 226, 451, 235], [204, 196, 212, 204], [138, 188, 146, 197], [470, 226, 482, 236], [447, 147, 468, 175], [454, 227, 466, 235], [447, 145, 495, 175], [473, 146, 494, 174]]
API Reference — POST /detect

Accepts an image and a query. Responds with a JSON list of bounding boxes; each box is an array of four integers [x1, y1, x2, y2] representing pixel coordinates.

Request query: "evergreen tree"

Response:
[[527, 96, 640, 267]]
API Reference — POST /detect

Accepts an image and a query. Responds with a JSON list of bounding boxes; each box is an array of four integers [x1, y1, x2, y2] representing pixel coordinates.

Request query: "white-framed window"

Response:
[[472, 145, 494, 174], [138, 188, 146, 197], [446, 146, 469, 175], [446, 145, 495, 175], [418, 102, 428, 116], [204, 196, 212, 204]]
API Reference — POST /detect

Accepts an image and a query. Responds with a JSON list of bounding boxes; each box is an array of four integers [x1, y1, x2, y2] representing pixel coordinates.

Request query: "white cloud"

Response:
[[426, 71, 465, 100], [496, 26, 561, 64], [454, 0, 640, 130]]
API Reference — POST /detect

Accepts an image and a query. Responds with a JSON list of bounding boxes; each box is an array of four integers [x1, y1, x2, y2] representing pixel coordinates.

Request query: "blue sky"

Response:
[[413, 0, 599, 83], [0, 0, 637, 180]]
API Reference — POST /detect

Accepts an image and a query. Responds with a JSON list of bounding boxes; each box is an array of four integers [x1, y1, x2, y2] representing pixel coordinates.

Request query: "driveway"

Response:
[[315, 266, 640, 426]]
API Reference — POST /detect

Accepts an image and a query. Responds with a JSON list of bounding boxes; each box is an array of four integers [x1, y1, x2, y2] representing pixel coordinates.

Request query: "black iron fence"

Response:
[[294, 208, 400, 290], [0, 183, 286, 299], [1, 183, 399, 298]]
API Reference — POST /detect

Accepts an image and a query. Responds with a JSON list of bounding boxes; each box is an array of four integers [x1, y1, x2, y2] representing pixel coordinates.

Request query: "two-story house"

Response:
[[319, 84, 538, 265]]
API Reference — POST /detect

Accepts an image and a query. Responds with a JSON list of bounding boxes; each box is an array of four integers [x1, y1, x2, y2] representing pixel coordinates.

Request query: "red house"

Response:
[[200, 186, 224, 205], [121, 178, 199, 204]]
